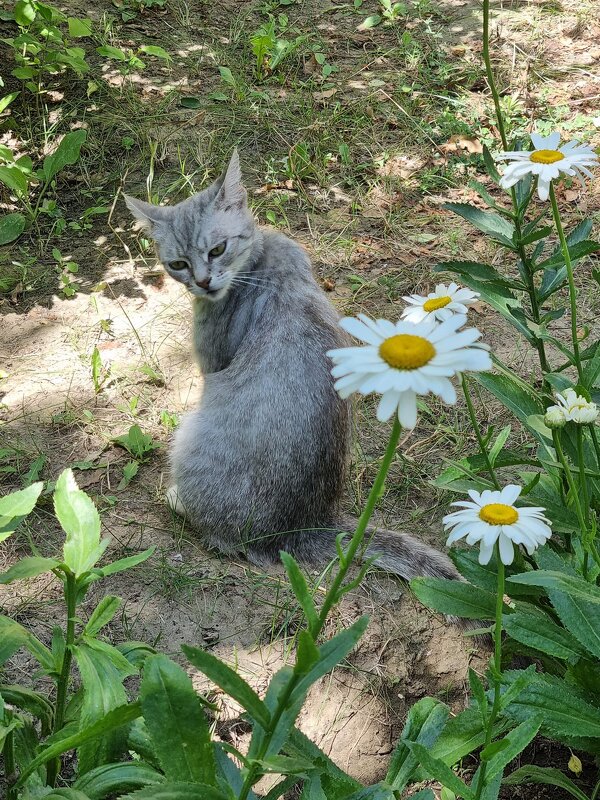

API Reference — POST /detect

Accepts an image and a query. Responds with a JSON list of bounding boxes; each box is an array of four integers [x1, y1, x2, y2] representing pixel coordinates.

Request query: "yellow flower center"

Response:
[[529, 149, 564, 165], [423, 295, 452, 312], [379, 334, 436, 370], [479, 503, 519, 525]]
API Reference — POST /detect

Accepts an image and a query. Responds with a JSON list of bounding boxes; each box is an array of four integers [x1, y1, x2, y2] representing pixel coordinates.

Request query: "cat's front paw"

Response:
[[165, 485, 186, 517]]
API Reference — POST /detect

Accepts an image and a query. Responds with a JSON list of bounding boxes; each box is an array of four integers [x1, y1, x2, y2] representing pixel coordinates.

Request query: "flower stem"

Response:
[[237, 418, 403, 800], [461, 374, 501, 490], [589, 425, 600, 470], [46, 571, 77, 787], [576, 426, 592, 578], [552, 430, 589, 571], [474, 543, 505, 800], [549, 183, 583, 384]]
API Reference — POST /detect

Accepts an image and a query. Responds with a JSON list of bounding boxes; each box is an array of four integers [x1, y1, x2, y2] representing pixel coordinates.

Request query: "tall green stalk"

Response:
[[549, 183, 584, 383], [46, 571, 77, 787], [4, 730, 17, 800], [473, 544, 505, 800], [461, 374, 501, 489], [237, 418, 403, 800]]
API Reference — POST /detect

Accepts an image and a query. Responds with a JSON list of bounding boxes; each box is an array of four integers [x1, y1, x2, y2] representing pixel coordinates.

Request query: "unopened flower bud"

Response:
[[544, 406, 566, 429]]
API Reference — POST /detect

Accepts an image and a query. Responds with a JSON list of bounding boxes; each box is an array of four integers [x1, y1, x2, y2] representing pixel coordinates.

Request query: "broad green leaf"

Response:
[[344, 786, 396, 800], [452, 551, 540, 599], [0, 479, 43, 527], [0, 92, 20, 114], [483, 717, 541, 780], [434, 260, 520, 289], [430, 706, 510, 765], [182, 645, 270, 728], [73, 643, 133, 774], [218, 66, 236, 86], [140, 654, 216, 785], [13, 719, 45, 793], [43, 791, 92, 800], [500, 670, 600, 741], [0, 685, 53, 729], [503, 766, 588, 800], [14, 0, 37, 25], [386, 697, 449, 791], [357, 13, 382, 29], [0, 616, 53, 670], [73, 761, 165, 799], [503, 610, 586, 662], [14, 702, 142, 789], [84, 596, 121, 637], [509, 570, 600, 603], [286, 727, 361, 796], [119, 785, 228, 800], [475, 371, 544, 434], [434, 449, 539, 491], [280, 552, 319, 632], [0, 164, 28, 196], [117, 640, 156, 669], [0, 556, 60, 584], [294, 630, 319, 674], [67, 17, 92, 36], [42, 130, 87, 183], [54, 469, 108, 577], [127, 719, 160, 769], [411, 577, 500, 619], [404, 742, 475, 799], [482, 144, 501, 183], [443, 202, 516, 248], [548, 588, 600, 660], [537, 240, 599, 271], [0, 212, 26, 245], [139, 45, 171, 61], [96, 45, 128, 61]]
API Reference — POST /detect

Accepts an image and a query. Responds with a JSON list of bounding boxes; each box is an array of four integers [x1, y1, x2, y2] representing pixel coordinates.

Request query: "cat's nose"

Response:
[[195, 277, 211, 291]]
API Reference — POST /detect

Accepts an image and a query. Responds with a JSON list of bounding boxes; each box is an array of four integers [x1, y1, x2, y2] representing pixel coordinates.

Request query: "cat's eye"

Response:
[[208, 242, 227, 258], [169, 260, 189, 271]]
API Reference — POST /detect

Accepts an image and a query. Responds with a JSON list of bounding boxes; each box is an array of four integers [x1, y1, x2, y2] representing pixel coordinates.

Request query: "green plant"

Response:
[[358, 0, 408, 30], [52, 247, 79, 297], [249, 14, 307, 80], [111, 0, 167, 22], [0, 472, 155, 797], [0, 129, 87, 243]]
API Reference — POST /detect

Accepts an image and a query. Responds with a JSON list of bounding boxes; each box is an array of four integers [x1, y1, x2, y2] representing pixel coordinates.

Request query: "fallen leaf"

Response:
[[313, 87, 337, 103], [322, 278, 336, 291], [440, 134, 483, 155], [9, 282, 23, 305]]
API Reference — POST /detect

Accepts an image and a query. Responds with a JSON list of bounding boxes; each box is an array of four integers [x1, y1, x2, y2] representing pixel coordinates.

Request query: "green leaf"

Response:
[[434, 260, 520, 289], [443, 202, 516, 248], [386, 697, 449, 791], [54, 468, 108, 577], [411, 578, 500, 619], [503, 610, 586, 662], [484, 717, 541, 780], [84, 595, 122, 637], [286, 727, 361, 796], [404, 742, 475, 799], [92, 546, 155, 578], [0, 165, 28, 197], [294, 630, 319, 674], [14, 702, 142, 789], [537, 240, 599, 271], [67, 17, 92, 37], [96, 45, 127, 61], [218, 66, 235, 86], [509, 570, 600, 603], [357, 13, 382, 28], [180, 96, 202, 108], [279, 552, 319, 632], [182, 645, 270, 728], [503, 766, 589, 800], [117, 640, 157, 669], [140, 654, 216, 785], [119, 785, 228, 800], [547, 587, 600, 660], [482, 144, 501, 184], [139, 45, 171, 61], [430, 706, 510, 765], [41, 791, 92, 800], [14, 0, 37, 26], [475, 371, 544, 434], [73, 761, 165, 799], [0, 556, 60, 584], [73, 643, 133, 774], [0, 616, 53, 670], [0, 212, 26, 245], [500, 670, 600, 740], [42, 130, 87, 183], [0, 481, 43, 538], [0, 685, 53, 730]]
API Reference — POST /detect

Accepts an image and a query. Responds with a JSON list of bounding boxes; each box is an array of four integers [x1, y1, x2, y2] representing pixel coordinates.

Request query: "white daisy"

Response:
[[327, 314, 491, 429], [552, 388, 599, 425], [443, 485, 552, 566], [496, 132, 598, 202], [401, 282, 480, 324]]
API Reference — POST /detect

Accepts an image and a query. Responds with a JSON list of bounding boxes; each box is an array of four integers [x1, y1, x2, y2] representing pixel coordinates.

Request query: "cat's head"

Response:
[[124, 150, 257, 301]]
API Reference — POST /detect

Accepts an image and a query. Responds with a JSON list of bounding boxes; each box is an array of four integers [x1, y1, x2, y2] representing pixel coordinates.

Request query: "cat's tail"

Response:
[[286, 516, 460, 582]]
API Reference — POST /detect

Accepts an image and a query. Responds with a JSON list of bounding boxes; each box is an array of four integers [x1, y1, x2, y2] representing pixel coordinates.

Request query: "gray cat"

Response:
[[124, 151, 458, 582]]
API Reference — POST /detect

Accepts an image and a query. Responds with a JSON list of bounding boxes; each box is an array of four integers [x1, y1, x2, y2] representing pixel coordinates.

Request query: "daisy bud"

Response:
[[544, 405, 567, 429]]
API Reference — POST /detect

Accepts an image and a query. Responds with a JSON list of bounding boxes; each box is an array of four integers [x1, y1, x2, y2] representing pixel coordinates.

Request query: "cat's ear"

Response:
[[214, 149, 247, 209], [124, 195, 170, 232]]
